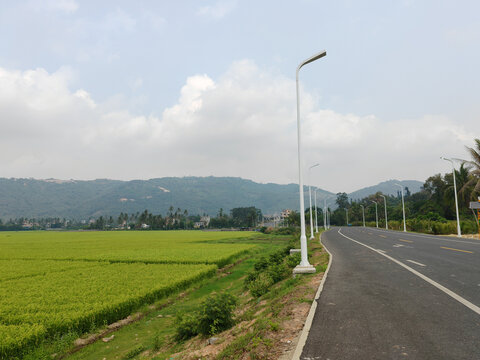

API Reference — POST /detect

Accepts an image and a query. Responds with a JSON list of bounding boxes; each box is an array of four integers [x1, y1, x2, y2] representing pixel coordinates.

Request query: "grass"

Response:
[[63, 234, 292, 360], [15, 230, 328, 360], [0, 230, 263, 359]]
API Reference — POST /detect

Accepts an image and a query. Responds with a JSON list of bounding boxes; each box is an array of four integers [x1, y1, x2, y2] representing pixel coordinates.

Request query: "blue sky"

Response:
[[1, 0, 479, 192]]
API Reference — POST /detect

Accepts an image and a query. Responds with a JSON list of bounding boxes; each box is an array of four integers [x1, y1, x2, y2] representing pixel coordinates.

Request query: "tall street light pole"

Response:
[[380, 194, 388, 230], [371, 201, 378, 228], [360, 205, 365, 227], [323, 199, 327, 230], [314, 188, 320, 233], [326, 203, 331, 229], [441, 157, 462, 237], [395, 183, 407, 232], [294, 50, 326, 274], [308, 163, 320, 239]]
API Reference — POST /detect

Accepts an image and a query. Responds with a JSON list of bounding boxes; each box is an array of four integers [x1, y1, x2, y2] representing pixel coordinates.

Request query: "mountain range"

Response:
[[0, 177, 423, 220]]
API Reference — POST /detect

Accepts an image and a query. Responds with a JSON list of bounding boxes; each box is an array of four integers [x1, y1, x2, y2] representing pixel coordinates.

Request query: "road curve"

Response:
[[300, 227, 480, 360]]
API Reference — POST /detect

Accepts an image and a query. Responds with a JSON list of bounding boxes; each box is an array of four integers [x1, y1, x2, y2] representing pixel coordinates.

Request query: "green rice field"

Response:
[[0, 230, 256, 359]]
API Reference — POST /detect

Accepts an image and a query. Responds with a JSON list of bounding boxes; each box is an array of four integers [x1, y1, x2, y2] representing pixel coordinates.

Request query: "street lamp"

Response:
[[345, 208, 349, 226], [360, 205, 365, 227], [294, 50, 326, 274], [314, 188, 321, 233], [323, 198, 327, 230], [394, 183, 407, 232], [327, 208, 331, 229], [308, 163, 320, 240], [380, 194, 388, 230], [441, 157, 462, 237], [371, 200, 378, 228]]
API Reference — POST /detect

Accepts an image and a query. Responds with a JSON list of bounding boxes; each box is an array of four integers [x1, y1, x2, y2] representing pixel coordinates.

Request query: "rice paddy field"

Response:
[[0, 230, 256, 359]]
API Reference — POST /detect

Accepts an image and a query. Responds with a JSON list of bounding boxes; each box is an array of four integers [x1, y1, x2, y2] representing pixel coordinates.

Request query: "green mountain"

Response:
[[0, 177, 423, 220], [0, 177, 334, 220], [347, 179, 423, 201]]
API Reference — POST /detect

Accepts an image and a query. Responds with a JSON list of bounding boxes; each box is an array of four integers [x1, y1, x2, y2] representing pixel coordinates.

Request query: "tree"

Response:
[[336, 192, 349, 209], [465, 138, 480, 196], [452, 163, 474, 211], [286, 211, 301, 227], [230, 207, 262, 227]]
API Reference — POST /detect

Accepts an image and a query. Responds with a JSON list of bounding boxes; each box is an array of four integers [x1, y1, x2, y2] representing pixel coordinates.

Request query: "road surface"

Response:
[[300, 227, 480, 360]]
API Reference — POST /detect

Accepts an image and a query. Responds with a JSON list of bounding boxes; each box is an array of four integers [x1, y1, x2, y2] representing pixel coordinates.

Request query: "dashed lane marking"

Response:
[[406, 260, 426, 267], [440, 246, 473, 254], [400, 239, 413, 243]]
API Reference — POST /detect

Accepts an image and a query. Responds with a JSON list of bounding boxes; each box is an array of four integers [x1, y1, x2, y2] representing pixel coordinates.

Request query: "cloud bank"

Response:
[[0, 61, 473, 192]]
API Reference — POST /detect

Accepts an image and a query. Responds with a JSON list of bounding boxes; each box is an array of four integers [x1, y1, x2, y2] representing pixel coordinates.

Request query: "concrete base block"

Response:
[[292, 265, 316, 276], [289, 249, 301, 254]]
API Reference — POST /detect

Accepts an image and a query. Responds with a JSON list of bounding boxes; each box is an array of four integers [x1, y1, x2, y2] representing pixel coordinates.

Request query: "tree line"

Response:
[[324, 138, 480, 234], [0, 206, 263, 231]]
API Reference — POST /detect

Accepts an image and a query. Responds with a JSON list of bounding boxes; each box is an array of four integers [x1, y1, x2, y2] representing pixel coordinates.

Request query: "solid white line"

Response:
[[406, 259, 427, 267], [337, 229, 480, 316], [292, 230, 333, 360]]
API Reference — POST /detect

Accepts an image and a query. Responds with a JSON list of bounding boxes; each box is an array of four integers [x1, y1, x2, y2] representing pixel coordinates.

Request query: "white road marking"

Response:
[[377, 249, 386, 253], [393, 244, 404, 247], [368, 228, 480, 246], [406, 260, 426, 267], [337, 229, 480, 316]]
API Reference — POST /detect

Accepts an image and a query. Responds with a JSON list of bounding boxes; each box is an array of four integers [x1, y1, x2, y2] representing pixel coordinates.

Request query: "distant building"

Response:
[[281, 209, 292, 219], [194, 216, 211, 229]]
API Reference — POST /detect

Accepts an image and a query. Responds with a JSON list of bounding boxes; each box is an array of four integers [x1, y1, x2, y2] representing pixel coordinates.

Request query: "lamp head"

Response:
[[298, 50, 327, 71]]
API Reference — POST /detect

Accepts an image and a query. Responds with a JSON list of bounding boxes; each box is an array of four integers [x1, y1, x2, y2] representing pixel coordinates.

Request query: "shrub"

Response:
[[254, 256, 269, 272], [286, 252, 301, 268], [248, 272, 274, 297], [197, 292, 238, 336], [175, 292, 238, 340], [175, 313, 199, 341], [266, 263, 290, 283], [243, 271, 257, 287], [268, 251, 284, 265]]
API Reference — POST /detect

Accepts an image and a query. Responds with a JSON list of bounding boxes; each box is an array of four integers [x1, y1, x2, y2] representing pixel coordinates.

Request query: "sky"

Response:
[[0, 0, 479, 193]]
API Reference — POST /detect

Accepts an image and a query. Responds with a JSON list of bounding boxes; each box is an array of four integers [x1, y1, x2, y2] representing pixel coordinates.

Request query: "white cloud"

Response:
[[0, 62, 476, 193], [197, 0, 237, 19]]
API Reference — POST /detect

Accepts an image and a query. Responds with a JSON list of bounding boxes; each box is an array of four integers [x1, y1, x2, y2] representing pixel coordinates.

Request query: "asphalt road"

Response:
[[300, 227, 480, 360]]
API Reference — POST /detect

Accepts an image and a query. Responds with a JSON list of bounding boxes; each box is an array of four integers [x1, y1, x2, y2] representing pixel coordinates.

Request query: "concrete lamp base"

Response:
[[293, 265, 316, 275]]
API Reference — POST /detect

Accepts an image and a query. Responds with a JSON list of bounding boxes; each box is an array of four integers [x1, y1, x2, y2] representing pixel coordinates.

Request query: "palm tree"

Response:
[[464, 138, 480, 197], [455, 164, 475, 209]]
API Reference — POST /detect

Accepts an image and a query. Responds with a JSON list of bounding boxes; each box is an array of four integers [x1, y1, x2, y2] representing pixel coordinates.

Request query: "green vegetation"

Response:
[[244, 246, 294, 297], [175, 292, 238, 340], [0, 230, 257, 359], [0, 231, 254, 266], [39, 231, 315, 360], [329, 138, 480, 234]]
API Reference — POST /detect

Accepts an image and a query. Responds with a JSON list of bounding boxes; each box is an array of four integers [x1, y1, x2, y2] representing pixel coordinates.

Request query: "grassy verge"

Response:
[[21, 231, 328, 360]]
